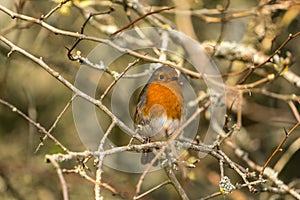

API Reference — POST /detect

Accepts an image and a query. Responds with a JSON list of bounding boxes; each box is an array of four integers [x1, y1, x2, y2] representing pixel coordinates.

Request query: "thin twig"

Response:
[[218, 150, 255, 192], [288, 101, 300, 122], [0, 33, 143, 142], [63, 166, 117, 195], [0, 98, 69, 153], [236, 73, 275, 90], [212, 0, 230, 56], [260, 122, 300, 177], [274, 137, 300, 174], [100, 58, 141, 101], [67, 7, 114, 61], [0, 5, 202, 79], [95, 120, 116, 199], [251, 88, 300, 102], [165, 166, 189, 200], [111, 5, 176, 37], [45, 155, 69, 200], [35, 95, 77, 153], [41, 0, 71, 20], [134, 180, 171, 200], [199, 191, 222, 200], [134, 145, 167, 197], [219, 158, 224, 178], [239, 32, 300, 84], [227, 140, 300, 199]]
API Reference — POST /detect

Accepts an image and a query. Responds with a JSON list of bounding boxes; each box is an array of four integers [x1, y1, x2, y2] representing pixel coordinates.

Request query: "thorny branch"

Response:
[[260, 122, 300, 177]]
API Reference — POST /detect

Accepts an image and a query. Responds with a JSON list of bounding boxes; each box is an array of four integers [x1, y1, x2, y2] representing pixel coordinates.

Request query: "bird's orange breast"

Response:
[[142, 83, 183, 120]]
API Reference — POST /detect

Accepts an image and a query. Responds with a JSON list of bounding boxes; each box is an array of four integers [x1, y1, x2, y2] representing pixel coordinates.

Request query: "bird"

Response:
[[134, 65, 184, 165]]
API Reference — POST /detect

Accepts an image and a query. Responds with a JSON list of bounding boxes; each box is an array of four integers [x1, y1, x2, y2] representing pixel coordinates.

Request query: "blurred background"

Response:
[[0, 0, 299, 199]]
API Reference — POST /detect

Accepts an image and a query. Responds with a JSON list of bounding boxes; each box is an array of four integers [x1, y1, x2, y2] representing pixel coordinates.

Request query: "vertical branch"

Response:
[[214, 0, 230, 53], [45, 155, 69, 200], [95, 121, 116, 199], [165, 166, 189, 200]]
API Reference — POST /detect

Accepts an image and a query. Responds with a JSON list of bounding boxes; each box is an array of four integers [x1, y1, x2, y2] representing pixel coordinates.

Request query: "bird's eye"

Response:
[[159, 74, 164, 79]]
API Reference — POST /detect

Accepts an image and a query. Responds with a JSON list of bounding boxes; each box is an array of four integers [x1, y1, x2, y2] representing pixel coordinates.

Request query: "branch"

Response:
[[0, 33, 142, 142], [45, 155, 69, 200], [260, 122, 300, 177], [0, 5, 201, 79], [165, 167, 189, 200], [111, 5, 176, 36], [0, 98, 69, 152]]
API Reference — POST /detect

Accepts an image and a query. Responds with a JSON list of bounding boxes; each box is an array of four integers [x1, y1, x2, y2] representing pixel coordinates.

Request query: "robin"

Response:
[[134, 66, 184, 165]]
